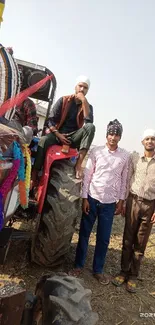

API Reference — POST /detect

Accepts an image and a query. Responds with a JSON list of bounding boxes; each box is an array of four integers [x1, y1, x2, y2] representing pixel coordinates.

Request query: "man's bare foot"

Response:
[[75, 164, 83, 179], [30, 179, 39, 190], [31, 169, 39, 190]]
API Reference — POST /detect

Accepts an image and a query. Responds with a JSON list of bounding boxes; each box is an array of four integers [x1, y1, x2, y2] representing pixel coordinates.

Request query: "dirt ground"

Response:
[[0, 216, 155, 325]]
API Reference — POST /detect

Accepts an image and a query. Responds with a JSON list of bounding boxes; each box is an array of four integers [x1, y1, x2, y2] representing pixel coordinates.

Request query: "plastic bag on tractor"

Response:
[[0, 124, 27, 228]]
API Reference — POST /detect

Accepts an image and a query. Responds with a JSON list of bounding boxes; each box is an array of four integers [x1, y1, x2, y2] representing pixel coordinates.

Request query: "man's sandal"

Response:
[[126, 279, 137, 293], [68, 268, 83, 277], [112, 275, 126, 287], [93, 274, 110, 285]]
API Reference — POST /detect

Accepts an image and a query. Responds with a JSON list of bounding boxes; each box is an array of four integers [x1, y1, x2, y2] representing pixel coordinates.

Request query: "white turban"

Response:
[[76, 75, 90, 89], [142, 129, 155, 141]]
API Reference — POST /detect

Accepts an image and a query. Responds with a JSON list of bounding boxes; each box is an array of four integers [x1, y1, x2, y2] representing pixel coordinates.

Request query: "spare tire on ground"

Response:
[[32, 274, 99, 325], [31, 159, 81, 266]]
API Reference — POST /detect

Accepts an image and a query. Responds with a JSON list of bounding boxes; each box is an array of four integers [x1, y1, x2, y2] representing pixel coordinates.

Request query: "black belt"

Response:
[[129, 192, 155, 203]]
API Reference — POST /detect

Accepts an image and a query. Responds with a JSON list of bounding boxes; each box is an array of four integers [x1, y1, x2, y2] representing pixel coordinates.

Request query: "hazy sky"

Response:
[[1, 0, 155, 152]]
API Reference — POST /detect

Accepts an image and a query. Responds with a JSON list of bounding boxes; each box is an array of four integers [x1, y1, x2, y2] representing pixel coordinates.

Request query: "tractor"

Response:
[[0, 48, 98, 324], [1, 57, 81, 267]]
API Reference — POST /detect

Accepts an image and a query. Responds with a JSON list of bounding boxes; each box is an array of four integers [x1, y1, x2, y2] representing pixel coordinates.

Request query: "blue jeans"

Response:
[[75, 195, 116, 274]]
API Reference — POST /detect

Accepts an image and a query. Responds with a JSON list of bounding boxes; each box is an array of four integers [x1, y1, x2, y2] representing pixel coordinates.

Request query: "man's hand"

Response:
[[115, 200, 123, 215], [76, 93, 89, 118], [151, 213, 155, 224], [75, 92, 86, 103], [56, 132, 71, 145], [82, 198, 90, 215], [121, 204, 126, 217], [45, 128, 51, 134]]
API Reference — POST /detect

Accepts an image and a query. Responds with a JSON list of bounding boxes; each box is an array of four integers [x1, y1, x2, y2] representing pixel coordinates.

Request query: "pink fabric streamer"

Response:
[[0, 159, 20, 198]]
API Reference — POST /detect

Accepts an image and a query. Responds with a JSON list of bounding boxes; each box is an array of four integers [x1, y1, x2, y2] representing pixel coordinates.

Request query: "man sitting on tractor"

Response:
[[13, 62, 39, 137], [32, 75, 95, 184], [14, 97, 39, 136]]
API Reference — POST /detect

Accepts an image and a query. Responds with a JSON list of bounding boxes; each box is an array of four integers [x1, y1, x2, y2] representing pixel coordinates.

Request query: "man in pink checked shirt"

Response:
[[73, 119, 130, 284]]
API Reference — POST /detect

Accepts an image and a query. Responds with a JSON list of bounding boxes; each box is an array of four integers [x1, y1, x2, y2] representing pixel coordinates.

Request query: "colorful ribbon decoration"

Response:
[[19, 144, 31, 209], [24, 145, 31, 192], [0, 141, 31, 230], [0, 142, 20, 230]]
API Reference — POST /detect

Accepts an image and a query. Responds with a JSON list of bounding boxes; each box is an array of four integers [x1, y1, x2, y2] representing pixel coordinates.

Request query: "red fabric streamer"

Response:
[[0, 74, 53, 117]]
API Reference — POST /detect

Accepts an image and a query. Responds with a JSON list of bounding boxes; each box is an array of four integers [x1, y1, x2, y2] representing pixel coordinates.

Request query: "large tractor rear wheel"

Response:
[[31, 159, 81, 266]]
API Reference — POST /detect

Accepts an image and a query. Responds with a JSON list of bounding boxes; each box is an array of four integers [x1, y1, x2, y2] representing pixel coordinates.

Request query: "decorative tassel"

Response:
[[23, 144, 31, 207], [0, 159, 20, 199], [0, 192, 4, 231], [0, 140, 32, 228]]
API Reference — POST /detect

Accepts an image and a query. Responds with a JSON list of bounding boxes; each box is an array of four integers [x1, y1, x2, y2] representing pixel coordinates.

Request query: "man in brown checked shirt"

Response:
[[112, 129, 155, 292]]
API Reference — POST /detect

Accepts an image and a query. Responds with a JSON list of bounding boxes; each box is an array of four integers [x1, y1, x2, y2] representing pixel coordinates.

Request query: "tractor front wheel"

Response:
[[31, 159, 81, 266]]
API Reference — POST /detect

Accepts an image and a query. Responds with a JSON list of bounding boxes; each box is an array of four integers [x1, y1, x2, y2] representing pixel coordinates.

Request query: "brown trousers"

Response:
[[121, 193, 154, 278]]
